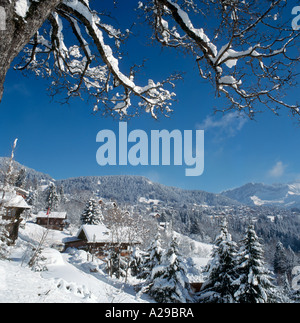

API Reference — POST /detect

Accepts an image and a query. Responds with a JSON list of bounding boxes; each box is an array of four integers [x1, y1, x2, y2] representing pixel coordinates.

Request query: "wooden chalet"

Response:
[[15, 187, 29, 199], [64, 224, 140, 259], [149, 212, 161, 219], [36, 211, 67, 231], [0, 190, 31, 244], [185, 260, 206, 294], [190, 282, 204, 293]]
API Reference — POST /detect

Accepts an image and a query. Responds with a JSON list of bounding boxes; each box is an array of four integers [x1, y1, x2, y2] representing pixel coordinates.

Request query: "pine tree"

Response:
[[0, 218, 11, 260], [143, 236, 192, 303], [139, 232, 163, 280], [287, 246, 297, 280], [199, 218, 238, 303], [45, 183, 59, 212], [15, 168, 26, 188], [106, 247, 127, 279], [80, 198, 103, 225], [130, 247, 145, 278], [26, 190, 37, 207], [274, 241, 289, 285], [281, 273, 293, 303], [234, 222, 276, 303], [274, 241, 289, 275], [290, 286, 300, 303]]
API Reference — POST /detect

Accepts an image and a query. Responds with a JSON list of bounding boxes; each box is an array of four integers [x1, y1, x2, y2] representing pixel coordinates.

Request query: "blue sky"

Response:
[[0, 1, 300, 193]]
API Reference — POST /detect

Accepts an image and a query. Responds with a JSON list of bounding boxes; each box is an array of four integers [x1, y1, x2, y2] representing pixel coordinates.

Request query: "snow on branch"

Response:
[[141, 0, 300, 119], [12, 0, 300, 120], [15, 0, 179, 119]]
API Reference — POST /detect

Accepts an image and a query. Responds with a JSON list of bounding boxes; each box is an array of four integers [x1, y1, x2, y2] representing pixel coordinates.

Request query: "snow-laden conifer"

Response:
[[142, 235, 192, 303], [0, 218, 11, 260], [106, 247, 127, 279], [139, 232, 163, 280], [234, 222, 276, 303], [274, 241, 289, 279], [199, 218, 238, 303], [80, 198, 103, 225], [45, 183, 59, 212], [130, 247, 146, 278]]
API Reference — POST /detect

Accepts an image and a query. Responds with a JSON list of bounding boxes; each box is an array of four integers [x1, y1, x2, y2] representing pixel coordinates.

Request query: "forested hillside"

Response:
[[1, 158, 300, 258]]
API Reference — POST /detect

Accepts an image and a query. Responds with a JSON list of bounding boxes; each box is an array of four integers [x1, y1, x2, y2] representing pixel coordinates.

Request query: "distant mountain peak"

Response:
[[222, 181, 300, 209]]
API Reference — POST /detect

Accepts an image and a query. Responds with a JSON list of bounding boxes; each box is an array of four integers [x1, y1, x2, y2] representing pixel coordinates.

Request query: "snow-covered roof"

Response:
[[0, 191, 31, 209], [77, 224, 111, 243], [15, 187, 29, 197], [77, 224, 140, 244], [185, 257, 209, 283], [37, 211, 67, 219]]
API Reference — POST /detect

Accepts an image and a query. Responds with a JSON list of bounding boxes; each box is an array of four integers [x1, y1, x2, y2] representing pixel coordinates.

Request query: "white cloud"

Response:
[[197, 112, 247, 139], [268, 161, 287, 178]]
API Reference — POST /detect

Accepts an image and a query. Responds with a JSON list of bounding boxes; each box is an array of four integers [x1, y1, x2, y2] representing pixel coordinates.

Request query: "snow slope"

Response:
[[0, 222, 211, 303], [0, 259, 96, 303], [0, 222, 149, 303], [0, 248, 147, 303]]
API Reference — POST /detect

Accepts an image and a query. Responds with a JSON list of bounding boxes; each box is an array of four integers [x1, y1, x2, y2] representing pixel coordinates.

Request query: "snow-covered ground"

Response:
[[0, 221, 211, 303], [0, 259, 95, 303], [0, 247, 148, 303]]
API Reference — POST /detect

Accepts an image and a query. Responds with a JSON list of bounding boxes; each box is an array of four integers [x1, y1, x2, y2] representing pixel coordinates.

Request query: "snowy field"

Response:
[[0, 253, 146, 303], [0, 222, 211, 303]]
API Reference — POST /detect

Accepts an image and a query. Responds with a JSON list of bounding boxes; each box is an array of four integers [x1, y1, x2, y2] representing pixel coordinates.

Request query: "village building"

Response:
[[0, 189, 31, 244], [149, 212, 161, 219], [15, 187, 29, 199], [64, 224, 140, 259], [185, 258, 207, 294], [36, 211, 67, 231], [190, 282, 204, 293], [100, 200, 117, 209]]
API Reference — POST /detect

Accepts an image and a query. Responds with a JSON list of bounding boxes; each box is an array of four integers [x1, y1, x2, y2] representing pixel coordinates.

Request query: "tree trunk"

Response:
[[0, 0, 62, 103], [0, 64, 9, 103]]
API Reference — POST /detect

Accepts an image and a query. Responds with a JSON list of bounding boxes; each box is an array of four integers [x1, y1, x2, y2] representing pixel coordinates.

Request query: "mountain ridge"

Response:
[[0, 156, 239, 207], [56, 174, 238, 207], [222, 182, 300, 209], [3, 156, 300, 210]]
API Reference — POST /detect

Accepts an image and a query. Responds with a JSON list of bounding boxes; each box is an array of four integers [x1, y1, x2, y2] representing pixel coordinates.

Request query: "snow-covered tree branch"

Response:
[[0, 0, 300, 120], [141, 0, 300, 118], [12, 0, 178, 119]]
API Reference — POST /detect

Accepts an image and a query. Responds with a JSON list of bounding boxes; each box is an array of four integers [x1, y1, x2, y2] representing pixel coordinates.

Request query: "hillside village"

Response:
[[1, 153, 300, 303], [0, 191, 211, 303], [0, 0, 300, 306]]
